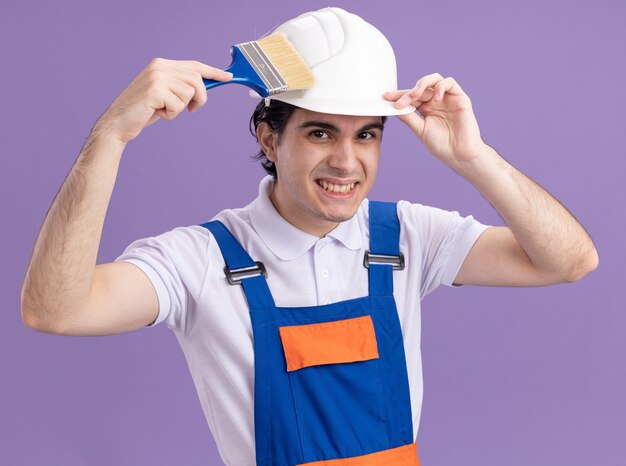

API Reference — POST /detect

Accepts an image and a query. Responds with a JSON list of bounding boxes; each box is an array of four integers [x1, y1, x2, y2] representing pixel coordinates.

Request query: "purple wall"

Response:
[[2, 0, 624, 464]]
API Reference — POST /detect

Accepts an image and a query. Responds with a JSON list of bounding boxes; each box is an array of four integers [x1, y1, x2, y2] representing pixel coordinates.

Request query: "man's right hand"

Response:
[[98, 59, 233, 144]]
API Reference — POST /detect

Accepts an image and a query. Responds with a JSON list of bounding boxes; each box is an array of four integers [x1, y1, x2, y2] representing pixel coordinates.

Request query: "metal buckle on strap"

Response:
[[224, 262, 267, 285], [363, 251, 405, 270]]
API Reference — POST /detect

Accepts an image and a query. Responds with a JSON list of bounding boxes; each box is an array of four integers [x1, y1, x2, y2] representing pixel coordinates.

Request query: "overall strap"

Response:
[[367, 201, 404, 296], [200, 221, 275, 310]]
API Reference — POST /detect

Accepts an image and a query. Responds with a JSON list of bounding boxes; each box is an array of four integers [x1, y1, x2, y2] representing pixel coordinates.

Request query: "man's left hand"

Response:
[[384, 74, 486, 167]]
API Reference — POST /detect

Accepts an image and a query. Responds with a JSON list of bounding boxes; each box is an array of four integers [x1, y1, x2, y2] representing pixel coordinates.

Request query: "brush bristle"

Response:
[[256, 33, 315, 91]]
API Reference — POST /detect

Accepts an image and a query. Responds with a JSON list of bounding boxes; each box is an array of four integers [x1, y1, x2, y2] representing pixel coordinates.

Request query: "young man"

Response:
[[21, 7, 597, 466]]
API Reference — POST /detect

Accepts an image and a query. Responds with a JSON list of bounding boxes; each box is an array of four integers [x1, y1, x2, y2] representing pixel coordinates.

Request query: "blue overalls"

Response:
[[201, 201, 420, 466]]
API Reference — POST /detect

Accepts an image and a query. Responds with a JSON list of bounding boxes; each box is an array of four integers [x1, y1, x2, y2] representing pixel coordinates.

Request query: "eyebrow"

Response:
[[297, 120, 384, 133]]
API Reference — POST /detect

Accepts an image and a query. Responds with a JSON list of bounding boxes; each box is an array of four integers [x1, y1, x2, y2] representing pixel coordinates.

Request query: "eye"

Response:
[[357, 131, 375, 140], [310, 129, 329, 139]]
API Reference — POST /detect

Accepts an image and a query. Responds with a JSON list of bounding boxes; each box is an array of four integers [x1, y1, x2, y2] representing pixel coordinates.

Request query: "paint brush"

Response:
[[204, 33, 314, 97]]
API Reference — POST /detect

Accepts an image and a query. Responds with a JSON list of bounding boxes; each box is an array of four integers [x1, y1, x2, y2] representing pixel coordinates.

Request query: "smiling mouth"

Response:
[[317, 180, 357, 194]]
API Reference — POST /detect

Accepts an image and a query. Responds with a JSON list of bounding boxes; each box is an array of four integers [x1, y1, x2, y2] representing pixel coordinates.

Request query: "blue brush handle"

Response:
[[204, 46, 270, 97]]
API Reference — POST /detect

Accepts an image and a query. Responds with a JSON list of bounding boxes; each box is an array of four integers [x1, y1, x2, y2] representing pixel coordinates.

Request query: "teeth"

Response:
[[318, 181, 356, 193]]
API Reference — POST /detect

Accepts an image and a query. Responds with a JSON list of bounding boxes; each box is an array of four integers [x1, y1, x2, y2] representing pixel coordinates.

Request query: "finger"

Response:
[[392, 87, 435, 109], [397, 112, 425, 138], [179, 60, 233, 82], [175, 62, 232, 112], [154, 68, 208, 113], [147, 58, 233, 83], [384, 90, 406, 101], [180, 71, 208, 112], [414, 73, 445, 94], [166, 78, 199, 111], [433, 79, 451, 102], [395, 73, 444, 107], [433, 77, 463, 101], [155, 90, 186, 121]]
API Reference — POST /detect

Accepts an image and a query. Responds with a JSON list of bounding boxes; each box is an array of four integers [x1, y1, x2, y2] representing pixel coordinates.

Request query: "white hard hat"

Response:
[[255, 7, 415, 117]]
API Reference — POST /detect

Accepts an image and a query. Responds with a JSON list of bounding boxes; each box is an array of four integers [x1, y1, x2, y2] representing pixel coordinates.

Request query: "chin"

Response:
[[319, 205, 360, 223]]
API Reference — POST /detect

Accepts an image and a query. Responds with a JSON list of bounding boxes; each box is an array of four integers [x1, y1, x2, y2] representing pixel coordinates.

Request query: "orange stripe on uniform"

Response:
[[297, 442, 420, 466], [279, 315, 379, 372]]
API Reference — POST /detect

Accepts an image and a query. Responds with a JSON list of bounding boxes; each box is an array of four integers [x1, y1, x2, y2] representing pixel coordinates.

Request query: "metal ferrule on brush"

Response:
[[235, 42, 288, 95]]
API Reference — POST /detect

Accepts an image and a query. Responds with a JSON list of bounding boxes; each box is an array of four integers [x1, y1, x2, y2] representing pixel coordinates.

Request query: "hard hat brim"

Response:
[[260, 92, 416, 117], [274, 96, 416, 117]]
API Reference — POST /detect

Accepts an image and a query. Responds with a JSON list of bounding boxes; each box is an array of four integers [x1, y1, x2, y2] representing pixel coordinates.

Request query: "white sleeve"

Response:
[[114, 225, 211, 332], [397, 200, 491, 299]]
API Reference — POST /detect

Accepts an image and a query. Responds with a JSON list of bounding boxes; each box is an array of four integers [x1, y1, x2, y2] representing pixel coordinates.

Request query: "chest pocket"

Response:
[[278, 315, 389, 461]]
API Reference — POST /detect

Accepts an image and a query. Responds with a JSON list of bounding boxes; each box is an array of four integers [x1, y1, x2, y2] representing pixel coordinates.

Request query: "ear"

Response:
[[257, 122, 278, 163]]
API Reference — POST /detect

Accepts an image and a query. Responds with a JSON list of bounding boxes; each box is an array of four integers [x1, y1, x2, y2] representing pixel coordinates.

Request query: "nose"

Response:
[[327, 139, 359, 175]]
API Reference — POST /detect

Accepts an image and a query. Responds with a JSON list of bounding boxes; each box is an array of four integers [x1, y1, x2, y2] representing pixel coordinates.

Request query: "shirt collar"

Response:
[[248, 176, 362, 261]]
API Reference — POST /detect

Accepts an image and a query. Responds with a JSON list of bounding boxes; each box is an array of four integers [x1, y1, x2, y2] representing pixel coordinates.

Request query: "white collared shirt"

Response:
[[116, 176, 490, 466]]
